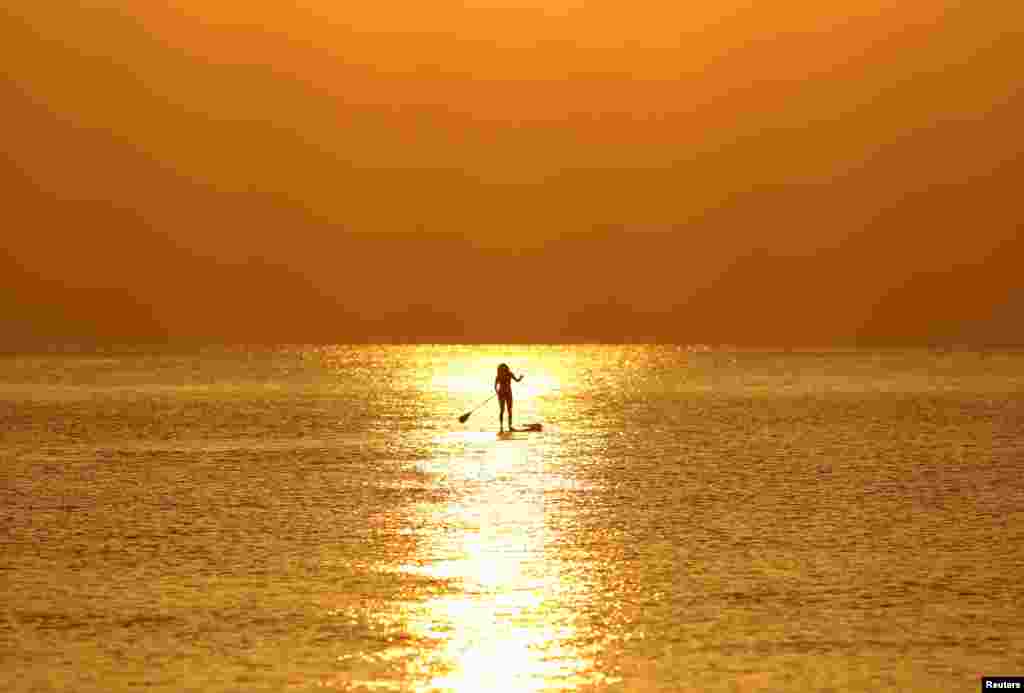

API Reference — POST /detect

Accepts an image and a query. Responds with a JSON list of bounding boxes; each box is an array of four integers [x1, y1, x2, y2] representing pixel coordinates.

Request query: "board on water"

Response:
[[509, 423, 543, 432]]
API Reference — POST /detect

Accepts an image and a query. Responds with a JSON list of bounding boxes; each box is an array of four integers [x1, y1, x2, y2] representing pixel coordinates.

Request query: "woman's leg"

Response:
[[499, 397, 507, 431], [507, 396, 513, 429]]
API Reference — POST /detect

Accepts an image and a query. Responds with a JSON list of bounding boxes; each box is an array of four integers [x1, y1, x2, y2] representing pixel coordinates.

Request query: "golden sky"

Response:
[[3, 1, 1022, 344]]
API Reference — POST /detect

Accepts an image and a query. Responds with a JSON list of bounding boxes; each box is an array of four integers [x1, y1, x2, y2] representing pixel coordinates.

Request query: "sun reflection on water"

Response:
[[428, 346, 564, 410], [330, 347, 617, 692], [400, 431, 603, 692]]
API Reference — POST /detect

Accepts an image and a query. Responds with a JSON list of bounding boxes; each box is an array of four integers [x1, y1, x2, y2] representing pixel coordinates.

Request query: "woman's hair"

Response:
[[497, 363, 509, 374]]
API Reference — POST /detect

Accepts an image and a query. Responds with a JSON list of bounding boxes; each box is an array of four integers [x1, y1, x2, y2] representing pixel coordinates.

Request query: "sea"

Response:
[[2, 345, 1022, 692]]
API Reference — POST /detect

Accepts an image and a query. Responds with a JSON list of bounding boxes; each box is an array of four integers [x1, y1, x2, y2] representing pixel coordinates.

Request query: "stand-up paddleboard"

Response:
[[497, 423, 543, 438], [509, 423, 543, 432]]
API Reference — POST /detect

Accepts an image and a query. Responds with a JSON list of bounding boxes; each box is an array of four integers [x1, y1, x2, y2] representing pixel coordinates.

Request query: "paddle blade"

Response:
[[458, 412, 471, 424]]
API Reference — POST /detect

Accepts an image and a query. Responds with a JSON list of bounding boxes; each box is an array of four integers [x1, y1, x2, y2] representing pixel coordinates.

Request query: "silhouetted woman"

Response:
[[495, 363, 523, 432]]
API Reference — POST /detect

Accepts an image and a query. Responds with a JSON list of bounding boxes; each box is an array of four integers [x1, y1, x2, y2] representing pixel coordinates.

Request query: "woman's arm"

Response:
[[514, 374, 524, 382]]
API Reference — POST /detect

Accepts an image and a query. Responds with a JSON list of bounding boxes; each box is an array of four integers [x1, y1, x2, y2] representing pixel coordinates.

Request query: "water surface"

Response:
[[2, 346, 1022, 691]]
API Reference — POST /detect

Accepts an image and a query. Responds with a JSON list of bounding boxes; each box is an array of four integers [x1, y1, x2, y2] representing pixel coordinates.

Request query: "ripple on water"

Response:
[[1, 346, 1022, 692]]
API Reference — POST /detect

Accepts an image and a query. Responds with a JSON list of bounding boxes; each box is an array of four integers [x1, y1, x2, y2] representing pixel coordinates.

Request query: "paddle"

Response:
[[458, 394, 495, 424]]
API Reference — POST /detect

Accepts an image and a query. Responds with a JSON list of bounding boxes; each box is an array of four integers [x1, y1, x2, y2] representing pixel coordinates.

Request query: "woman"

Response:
[[494, 363, 523, 432]]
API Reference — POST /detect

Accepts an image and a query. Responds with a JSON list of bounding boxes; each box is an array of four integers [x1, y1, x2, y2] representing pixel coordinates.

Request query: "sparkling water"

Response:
[[2, 346, 1022, 691]]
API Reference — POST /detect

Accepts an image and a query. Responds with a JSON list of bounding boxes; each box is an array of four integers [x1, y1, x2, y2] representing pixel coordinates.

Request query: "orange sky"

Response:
[[3, 1, 1022, 344]]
